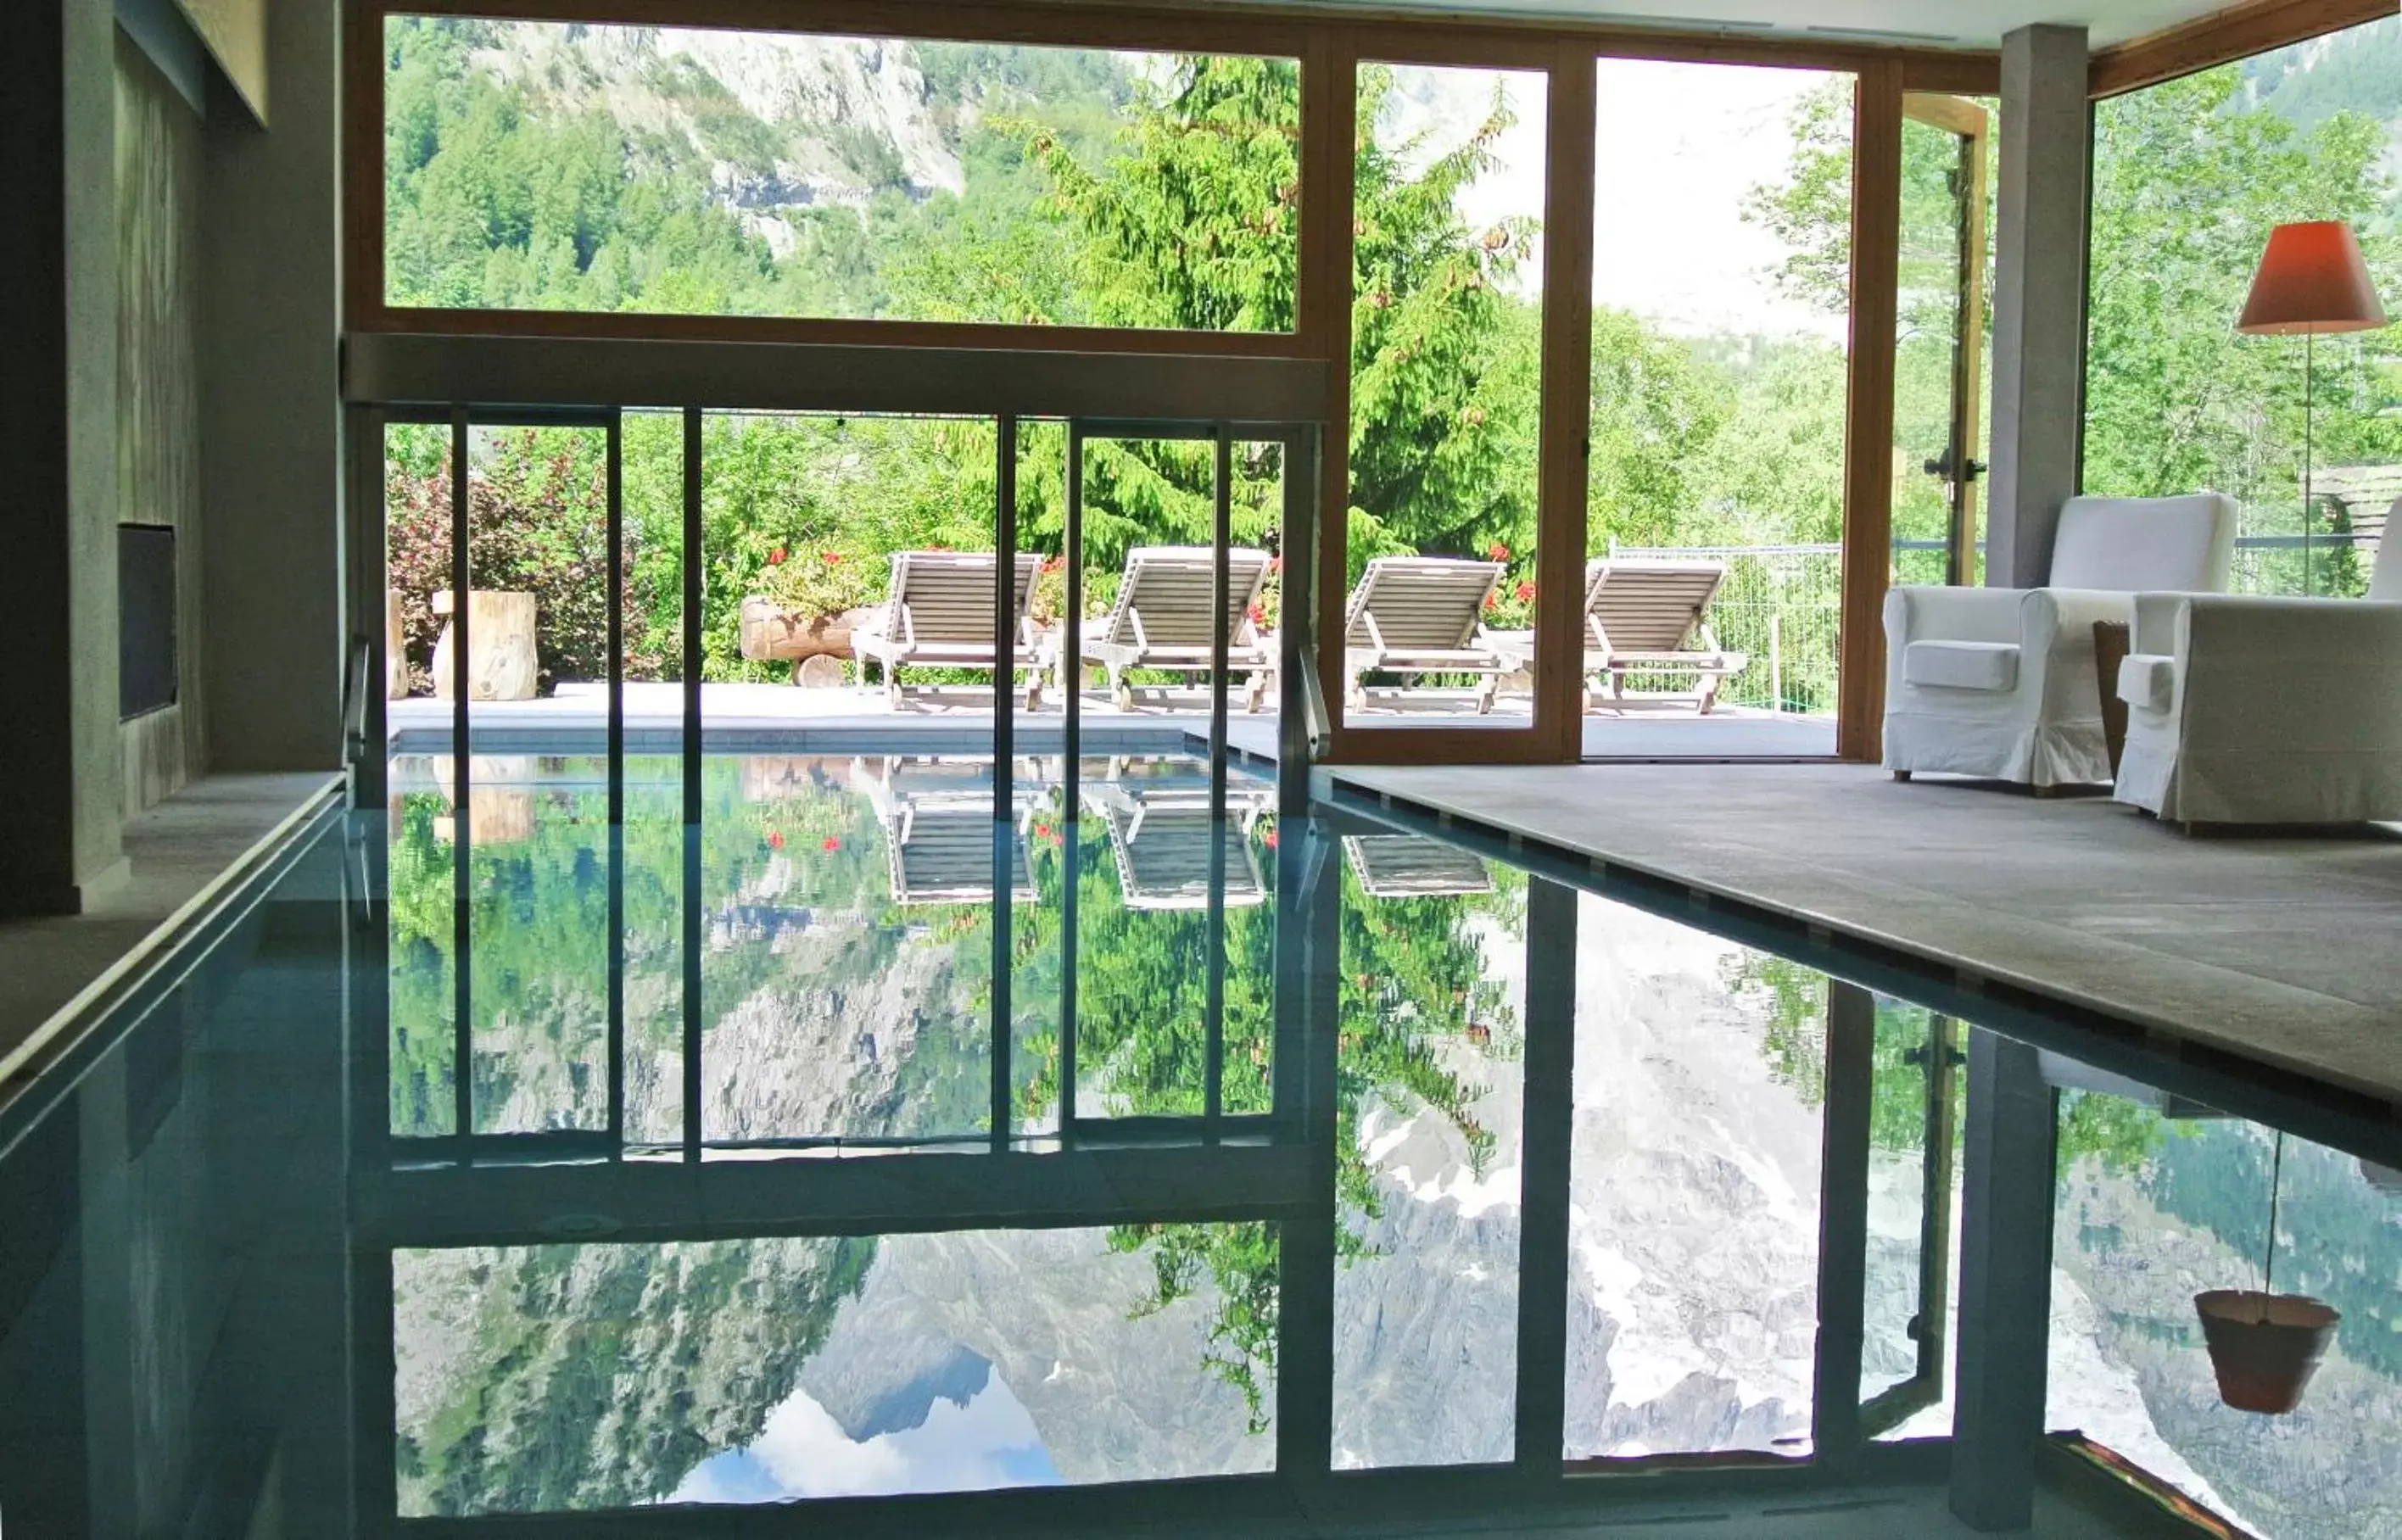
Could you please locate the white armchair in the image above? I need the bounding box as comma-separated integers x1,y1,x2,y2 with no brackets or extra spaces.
2114,509,2402,826
1882,494,2237,789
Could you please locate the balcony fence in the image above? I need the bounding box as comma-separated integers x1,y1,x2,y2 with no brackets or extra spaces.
1609,532,2381,717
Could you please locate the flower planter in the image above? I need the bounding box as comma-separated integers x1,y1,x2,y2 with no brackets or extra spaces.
2193,1289,2339,1414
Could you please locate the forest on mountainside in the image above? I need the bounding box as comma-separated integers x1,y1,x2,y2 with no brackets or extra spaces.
380,15,2399,711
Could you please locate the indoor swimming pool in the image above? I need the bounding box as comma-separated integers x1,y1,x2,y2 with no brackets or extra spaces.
2,748,2396,1538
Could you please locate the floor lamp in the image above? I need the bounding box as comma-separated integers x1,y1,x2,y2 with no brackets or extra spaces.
2235,220,2386,596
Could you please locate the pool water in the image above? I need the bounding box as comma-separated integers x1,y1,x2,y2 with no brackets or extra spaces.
3,749,2399,1537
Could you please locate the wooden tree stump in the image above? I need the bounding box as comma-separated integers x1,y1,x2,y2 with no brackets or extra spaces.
794,653,847,689
740,598,874,664
386,589,410,700
429,590,538,702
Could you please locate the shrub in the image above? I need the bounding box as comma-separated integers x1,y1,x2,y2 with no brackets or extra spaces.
387,430,662,694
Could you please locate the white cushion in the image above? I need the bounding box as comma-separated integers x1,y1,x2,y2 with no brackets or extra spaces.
2116,652,2176,714
1904,639,2020,692
2051,494,2236,593
2370,501,2402,602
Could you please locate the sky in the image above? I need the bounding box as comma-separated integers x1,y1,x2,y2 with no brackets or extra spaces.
664,1372,1060,1504
1380,59,1852,343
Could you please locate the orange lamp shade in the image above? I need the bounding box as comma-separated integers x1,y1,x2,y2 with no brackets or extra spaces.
2236,220,2387,336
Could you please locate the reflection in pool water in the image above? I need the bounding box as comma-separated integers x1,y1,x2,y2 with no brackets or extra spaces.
2,746,2395,1536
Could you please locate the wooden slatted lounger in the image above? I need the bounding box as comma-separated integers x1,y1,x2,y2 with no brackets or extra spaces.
1578,559,1751,714
1342,556,1510,714
1078,545,1276,711
852,550,1050,710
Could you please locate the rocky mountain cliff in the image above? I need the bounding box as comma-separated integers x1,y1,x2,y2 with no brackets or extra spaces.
399,879,1902,1511
476,24,965,258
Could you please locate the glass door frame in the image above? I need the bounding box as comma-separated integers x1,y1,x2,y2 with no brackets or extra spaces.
1902,92,1992,591
1051,418,1305,1147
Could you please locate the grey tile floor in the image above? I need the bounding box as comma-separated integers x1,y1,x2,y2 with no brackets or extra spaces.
1328,761,2402,1105
0,770,339,1074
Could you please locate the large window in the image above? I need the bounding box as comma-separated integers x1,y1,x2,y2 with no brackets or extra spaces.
2084,14,2401,598
382,17,1300,331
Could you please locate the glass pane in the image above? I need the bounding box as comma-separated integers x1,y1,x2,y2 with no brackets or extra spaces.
2085,14,2402,600
460,426,613,1135
383,18,1299,332
2047,1062,2402,1537
1893,112,1973,590
393,1226,1276,1514
1348,63,1545,729
1588,61,1852,756
1332,840,1525,1467
621,408,686,1150
1562,896,1825,1459
384,421,455,1138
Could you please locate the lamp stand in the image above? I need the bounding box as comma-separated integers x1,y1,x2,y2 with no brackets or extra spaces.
2303,330,2315,598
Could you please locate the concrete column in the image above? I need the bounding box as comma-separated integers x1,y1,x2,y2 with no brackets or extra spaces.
1950,1028,2058,1530
1513,877,1578,1480
1986,24,2091,589
199,0,344,773
0,0,127,916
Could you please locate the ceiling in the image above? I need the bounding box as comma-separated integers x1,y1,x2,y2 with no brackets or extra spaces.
1229,0,2243,50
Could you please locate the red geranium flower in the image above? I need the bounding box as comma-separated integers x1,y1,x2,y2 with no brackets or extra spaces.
821,836,841,852
1246,602,1265,624
1485,541,1510,562
1263,829,1279,848
1034,822,1053,839
822,550,842,566
1515,581,1536,603
768,548,787,566
1268,555,1283,574
1483,591,1500,611
766,830,785,850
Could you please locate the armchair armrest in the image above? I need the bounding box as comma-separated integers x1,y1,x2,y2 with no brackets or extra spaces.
1884,584,2028,646
2014,589,2133,721
2128,592,2189,660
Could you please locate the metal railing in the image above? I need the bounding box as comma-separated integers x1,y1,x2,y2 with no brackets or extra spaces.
1609,533,2382,717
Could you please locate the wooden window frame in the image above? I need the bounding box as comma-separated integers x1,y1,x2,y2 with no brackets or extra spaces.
2087,0,2396,99
346,0,1998,767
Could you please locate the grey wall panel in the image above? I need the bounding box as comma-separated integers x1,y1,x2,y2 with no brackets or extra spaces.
199,0,341,773
116,32,207,816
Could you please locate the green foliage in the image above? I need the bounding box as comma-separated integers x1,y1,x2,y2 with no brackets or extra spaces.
1349,69,1543,578
384,35,1567,673
2085,64,2400,527
1108,1220,1281,1434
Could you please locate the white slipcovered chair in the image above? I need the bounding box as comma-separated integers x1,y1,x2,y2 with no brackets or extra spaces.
2114,505,2402,827
1883,494,2237,789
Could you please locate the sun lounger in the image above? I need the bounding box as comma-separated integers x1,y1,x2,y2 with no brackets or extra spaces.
1577,559,1750,714
1079,545,1276,711
852,551,1051,709
1081,780,1268,912
1342,556,1511,713
852,756,1038,905
1342,834,1494,899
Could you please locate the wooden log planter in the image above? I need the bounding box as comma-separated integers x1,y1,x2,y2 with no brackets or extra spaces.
739,598,877,686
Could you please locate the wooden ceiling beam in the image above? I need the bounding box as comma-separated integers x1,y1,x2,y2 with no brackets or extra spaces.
2089,0,2395,99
